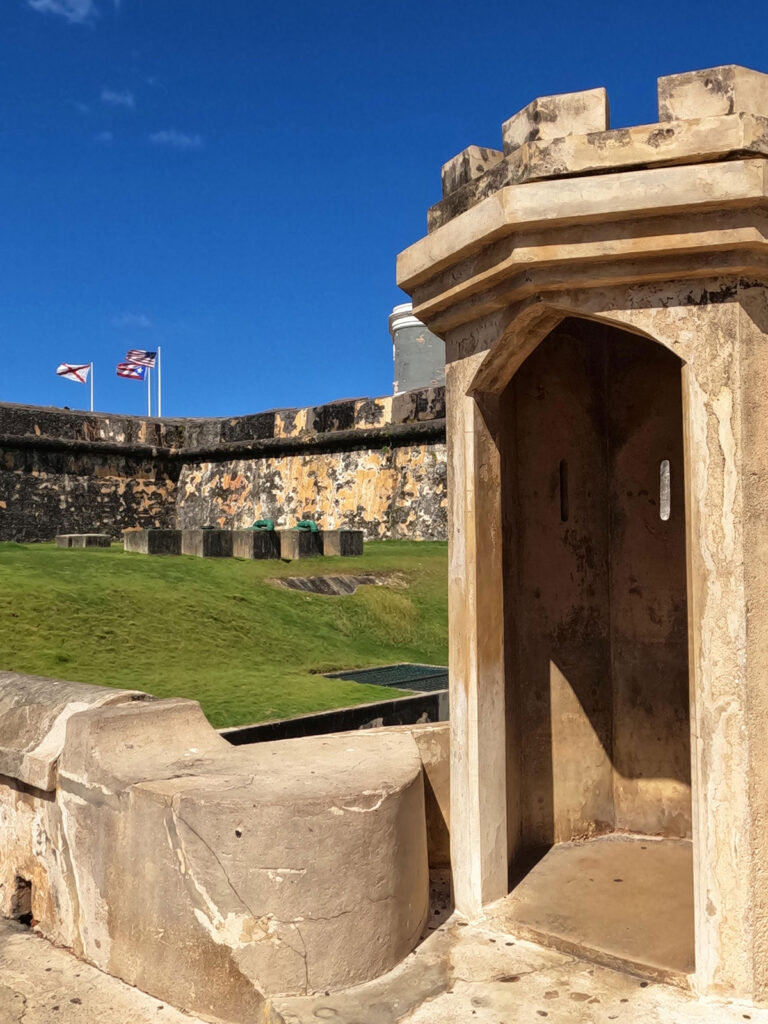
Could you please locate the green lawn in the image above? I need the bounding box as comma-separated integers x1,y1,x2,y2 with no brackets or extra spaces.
0,540,448,728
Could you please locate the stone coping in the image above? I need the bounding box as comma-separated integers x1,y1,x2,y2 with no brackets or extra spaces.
0,671,143,791
0,385,445,457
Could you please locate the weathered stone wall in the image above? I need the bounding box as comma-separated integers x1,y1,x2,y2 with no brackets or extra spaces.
0,387,447,542
177,443,446,538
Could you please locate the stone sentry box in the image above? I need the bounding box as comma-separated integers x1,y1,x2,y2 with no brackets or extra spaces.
397,65,768,1003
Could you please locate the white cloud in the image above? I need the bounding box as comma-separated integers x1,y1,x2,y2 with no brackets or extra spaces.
95,130,113,143
26,0,97,23
101,88,134,109
148,129,203,150
113,312,152,329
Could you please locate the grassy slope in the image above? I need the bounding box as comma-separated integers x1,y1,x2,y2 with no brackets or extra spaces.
0,540,447,728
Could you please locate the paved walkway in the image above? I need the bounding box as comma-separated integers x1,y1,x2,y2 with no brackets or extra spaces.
3,914,768,1024
0,920,207,1024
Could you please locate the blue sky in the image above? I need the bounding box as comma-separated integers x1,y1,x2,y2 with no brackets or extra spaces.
2,0,767,418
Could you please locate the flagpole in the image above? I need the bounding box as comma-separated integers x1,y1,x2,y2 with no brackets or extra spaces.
90,363,94,412
147,366,151,417
157,346,162,417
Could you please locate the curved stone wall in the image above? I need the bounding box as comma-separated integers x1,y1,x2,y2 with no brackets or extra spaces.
0,672,432,1021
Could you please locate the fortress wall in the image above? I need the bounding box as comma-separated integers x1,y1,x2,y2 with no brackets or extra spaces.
0,387,446,542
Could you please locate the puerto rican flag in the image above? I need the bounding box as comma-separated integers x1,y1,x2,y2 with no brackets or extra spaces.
126,349,157,368
116,361,146,380
56,363,91,383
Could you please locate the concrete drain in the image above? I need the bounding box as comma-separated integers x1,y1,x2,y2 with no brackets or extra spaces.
11,876,33,927
272,572,403,596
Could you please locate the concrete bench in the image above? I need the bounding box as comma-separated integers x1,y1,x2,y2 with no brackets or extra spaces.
55,533,111,549
181,528,234,558
123,529,182,556
232,529,281,560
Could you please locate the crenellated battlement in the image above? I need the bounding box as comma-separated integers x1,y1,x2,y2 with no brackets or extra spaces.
431,65,768,231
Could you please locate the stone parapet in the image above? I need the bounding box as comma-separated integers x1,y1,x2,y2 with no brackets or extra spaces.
0,672,432,1021
0,387,444,458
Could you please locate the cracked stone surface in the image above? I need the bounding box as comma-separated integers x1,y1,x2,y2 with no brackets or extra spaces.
0,920,209,1024
273,916,768,1024
5,912,768,1024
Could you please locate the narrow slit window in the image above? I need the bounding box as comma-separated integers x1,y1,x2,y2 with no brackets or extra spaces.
660,459,671,521
559,459,569,523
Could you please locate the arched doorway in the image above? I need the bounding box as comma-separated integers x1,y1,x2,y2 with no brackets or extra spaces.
495,316,694,979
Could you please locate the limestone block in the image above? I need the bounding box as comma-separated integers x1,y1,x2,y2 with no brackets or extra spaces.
122,528,182,555
0,671,142,791
279,529,322,559
354,395,391,427
502,87,609,154
442,146,503,197
319,530,364,557
181,528,234,557
391,385,446,423
55,534,110,548
232,529,281,559
659,64,768,121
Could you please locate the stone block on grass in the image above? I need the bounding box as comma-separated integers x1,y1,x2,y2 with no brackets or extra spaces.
55,533,111,549
232,530,281,560
123,529,182,556
320,530,364,557
278,530,323,560
181,529,234,558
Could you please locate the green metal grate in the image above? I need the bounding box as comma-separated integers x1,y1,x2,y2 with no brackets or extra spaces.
324,663,448,693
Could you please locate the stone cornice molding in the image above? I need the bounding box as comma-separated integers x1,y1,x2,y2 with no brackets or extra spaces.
398,160,768,335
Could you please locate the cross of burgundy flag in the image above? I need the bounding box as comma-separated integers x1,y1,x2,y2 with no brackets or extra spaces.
56,363,91,383
116,362,147,380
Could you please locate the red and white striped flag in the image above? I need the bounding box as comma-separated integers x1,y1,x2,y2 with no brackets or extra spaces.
56,363,91,383
116,362,146,380
126,349,157,368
